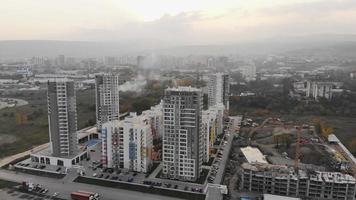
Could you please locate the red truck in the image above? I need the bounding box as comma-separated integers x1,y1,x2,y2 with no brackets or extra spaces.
71,191,100,200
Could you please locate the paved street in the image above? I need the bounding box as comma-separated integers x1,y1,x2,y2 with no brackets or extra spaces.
214,116,242,184
0,116,242,200
0,170,183,200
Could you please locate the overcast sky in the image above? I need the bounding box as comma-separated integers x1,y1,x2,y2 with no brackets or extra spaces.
1,0,356,45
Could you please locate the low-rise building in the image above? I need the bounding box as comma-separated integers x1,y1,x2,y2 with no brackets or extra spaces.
239,162,356,200
240,146,268,164
293,80,343,100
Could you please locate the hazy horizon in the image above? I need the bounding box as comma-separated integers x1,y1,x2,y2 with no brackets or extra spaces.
1,0,356,46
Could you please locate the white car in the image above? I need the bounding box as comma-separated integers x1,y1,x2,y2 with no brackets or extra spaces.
93,173,97,177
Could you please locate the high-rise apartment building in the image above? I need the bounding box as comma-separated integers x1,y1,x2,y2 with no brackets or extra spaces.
142,100,163,139
101,120,120,169
202,103,225,162
101,113,153,172
95,74,120,131
208,73,230,109
120,113,153,173
241,64,256,82
162,87,203,181
47,79,78,157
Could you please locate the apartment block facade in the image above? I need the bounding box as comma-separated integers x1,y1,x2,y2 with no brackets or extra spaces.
239,163,356,200
202,103,224,162
101,113,153,173
162,87,203,181
142,100,164,139
208,73,230,109
95,74,120,131
47,79,78,157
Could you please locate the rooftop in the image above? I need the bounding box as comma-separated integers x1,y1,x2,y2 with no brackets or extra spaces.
240,146,268,164
263,194,301,200
166,86,201,92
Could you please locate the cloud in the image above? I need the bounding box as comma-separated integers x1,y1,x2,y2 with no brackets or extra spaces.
1,0,356,45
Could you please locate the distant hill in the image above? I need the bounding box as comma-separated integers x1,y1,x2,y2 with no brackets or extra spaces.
1,34,356,59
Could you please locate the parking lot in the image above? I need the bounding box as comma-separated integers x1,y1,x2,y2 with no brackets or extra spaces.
207,116,242,185
7,116,242,199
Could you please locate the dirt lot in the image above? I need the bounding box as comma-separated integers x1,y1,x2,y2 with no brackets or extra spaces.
282,115,356,155
239,117,333,169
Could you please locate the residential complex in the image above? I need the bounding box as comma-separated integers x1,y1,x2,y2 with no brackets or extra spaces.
293,80,343,100
239,162,356,200
101,120,120,169
241,64,257,82
120,113,153,173
101,113,153,173
162,86,204,181
306,81,343,100
47,79,78,157
95,74,120,131
142,101,164,139
202,103,224,162
207,73,230,109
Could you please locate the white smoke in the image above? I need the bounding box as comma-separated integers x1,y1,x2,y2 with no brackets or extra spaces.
119,74,147,92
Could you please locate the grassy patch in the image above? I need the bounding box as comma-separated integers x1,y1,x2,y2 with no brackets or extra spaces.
0,89,96,159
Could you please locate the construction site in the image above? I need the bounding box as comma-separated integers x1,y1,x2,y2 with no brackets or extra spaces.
223,117,356,200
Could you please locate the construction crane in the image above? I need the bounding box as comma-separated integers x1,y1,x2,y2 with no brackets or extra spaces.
294,126,301,170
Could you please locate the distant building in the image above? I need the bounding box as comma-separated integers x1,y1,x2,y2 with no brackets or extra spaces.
104,56,117,66
57,54,65,66
137,56,145,68
95,74,120,131
208,73,230,109
241,64,256,81
306,81,343,100
162,87,203,181
47,79,78,157
293,81,343,101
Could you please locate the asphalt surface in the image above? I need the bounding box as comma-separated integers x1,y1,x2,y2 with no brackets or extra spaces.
213,116,242,185
0,170,183,200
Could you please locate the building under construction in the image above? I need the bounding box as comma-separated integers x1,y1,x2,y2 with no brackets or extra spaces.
239,162,356,200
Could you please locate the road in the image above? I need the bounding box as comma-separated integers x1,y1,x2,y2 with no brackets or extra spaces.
0,170,183,200
213,116,242,184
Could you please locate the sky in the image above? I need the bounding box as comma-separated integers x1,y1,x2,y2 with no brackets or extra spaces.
1,0,356,45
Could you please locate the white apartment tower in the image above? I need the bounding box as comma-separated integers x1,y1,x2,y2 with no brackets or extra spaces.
202,103,225,162
95,74,120,131
47,79,78,157
208,73,230,109
120,113,153,173
142,100,164,138
241,64,256,81
101,120,120,169
162,87,203,181
101,113,153,172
